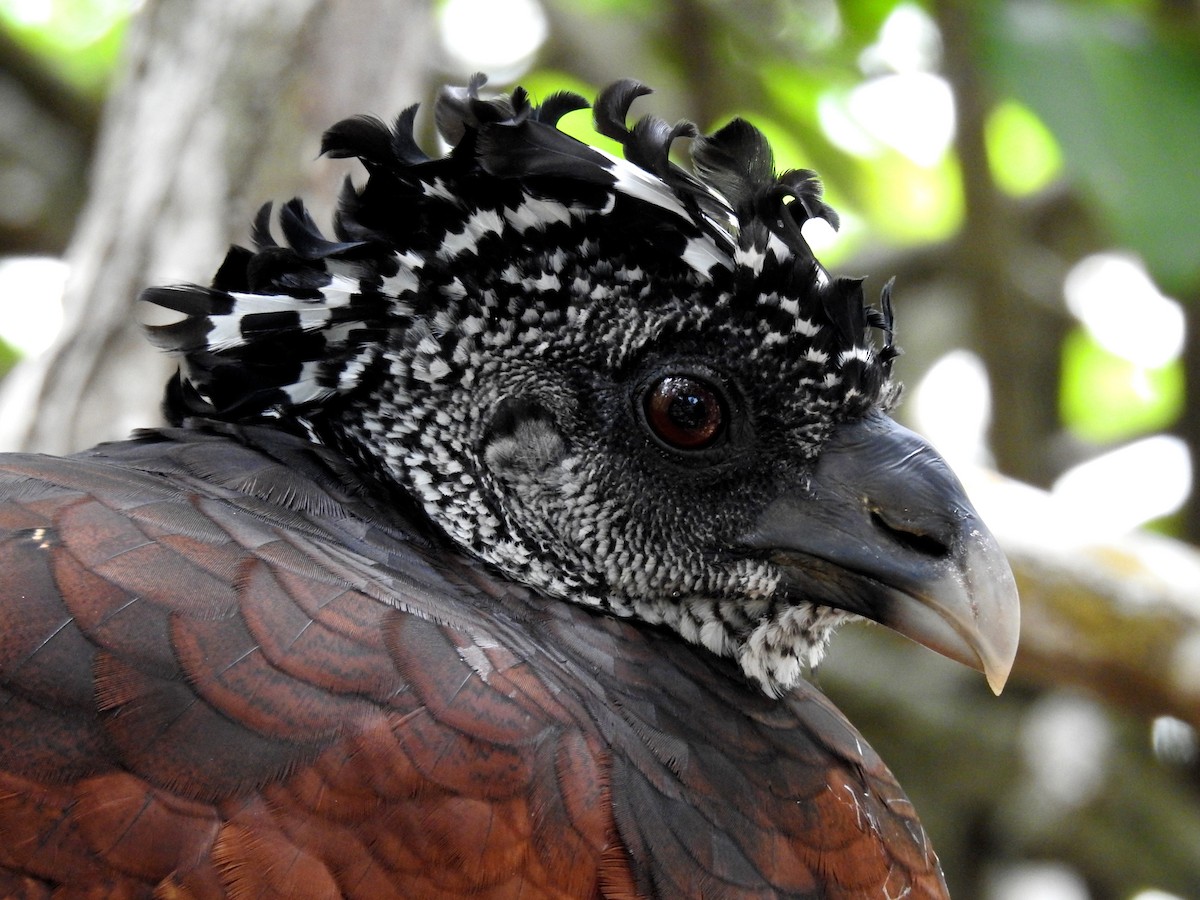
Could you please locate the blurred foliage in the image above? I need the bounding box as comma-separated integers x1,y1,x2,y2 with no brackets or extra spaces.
1061,327,1185,444
0,0,128,279
530,0,1200,292
984,98,1063,197
0,335,17,378
980,0,1200,296
0,0,129,93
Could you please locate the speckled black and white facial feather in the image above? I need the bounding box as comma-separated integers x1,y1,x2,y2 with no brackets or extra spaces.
143,76,901,695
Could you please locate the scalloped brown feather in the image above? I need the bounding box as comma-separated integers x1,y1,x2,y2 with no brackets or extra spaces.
0,425,948,898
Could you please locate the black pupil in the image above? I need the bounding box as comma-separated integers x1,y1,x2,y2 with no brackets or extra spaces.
669,391,710,429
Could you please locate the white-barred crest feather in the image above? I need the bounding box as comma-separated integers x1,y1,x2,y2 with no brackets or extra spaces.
143,75,897,431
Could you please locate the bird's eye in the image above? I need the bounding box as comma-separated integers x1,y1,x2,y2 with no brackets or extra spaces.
643,375,725,450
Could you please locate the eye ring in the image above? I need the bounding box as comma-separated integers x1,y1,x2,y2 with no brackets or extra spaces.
643,375,725,450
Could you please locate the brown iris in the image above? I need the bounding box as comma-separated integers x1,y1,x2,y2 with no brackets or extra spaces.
644,375,724,450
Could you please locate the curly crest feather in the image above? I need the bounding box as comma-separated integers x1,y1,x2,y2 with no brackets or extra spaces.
143,76,898,431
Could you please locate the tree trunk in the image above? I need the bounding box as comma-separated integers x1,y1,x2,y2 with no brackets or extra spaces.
934,0,1070,489
0,0,433,454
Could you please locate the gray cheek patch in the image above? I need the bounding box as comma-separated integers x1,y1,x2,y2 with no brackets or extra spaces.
485,416,567,479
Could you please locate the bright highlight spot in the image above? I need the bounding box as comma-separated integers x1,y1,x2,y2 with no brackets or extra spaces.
438,0,548,82
1021,692,1112,811
817,93,878,158
0,256,67,357
1052,435,1192,536
1151,716,1197,766
799,215,840,254
829,3,953,167
846,73,955,167
821,74,956,167
0,0,139,41
858,2,941,75
911,350,991,469
1,0,51,24
1063,253,1185,369
987,863,1090,900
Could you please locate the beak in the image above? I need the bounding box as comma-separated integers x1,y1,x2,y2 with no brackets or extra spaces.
741,412,1020,694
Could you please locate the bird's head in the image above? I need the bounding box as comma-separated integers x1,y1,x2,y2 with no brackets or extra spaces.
144,77,1018,697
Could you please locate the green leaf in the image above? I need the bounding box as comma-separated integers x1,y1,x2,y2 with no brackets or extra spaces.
0,0,129,93
1060,327,1185,443
838,0,912,46
981,1,1200,294
859,149,964,245
984,99,1063,196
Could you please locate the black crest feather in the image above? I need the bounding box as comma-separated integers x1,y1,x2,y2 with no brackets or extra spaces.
142,76,899,431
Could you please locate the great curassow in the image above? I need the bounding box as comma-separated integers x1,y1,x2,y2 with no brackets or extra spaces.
0,77,1018,898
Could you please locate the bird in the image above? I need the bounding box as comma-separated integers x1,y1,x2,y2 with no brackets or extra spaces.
0,76,1019,898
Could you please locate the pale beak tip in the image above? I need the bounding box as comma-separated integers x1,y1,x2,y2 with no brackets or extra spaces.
978,571,1020,696
985,663,1012,696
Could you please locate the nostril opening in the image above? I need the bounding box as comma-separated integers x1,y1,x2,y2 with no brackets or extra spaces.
870,510,951,558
